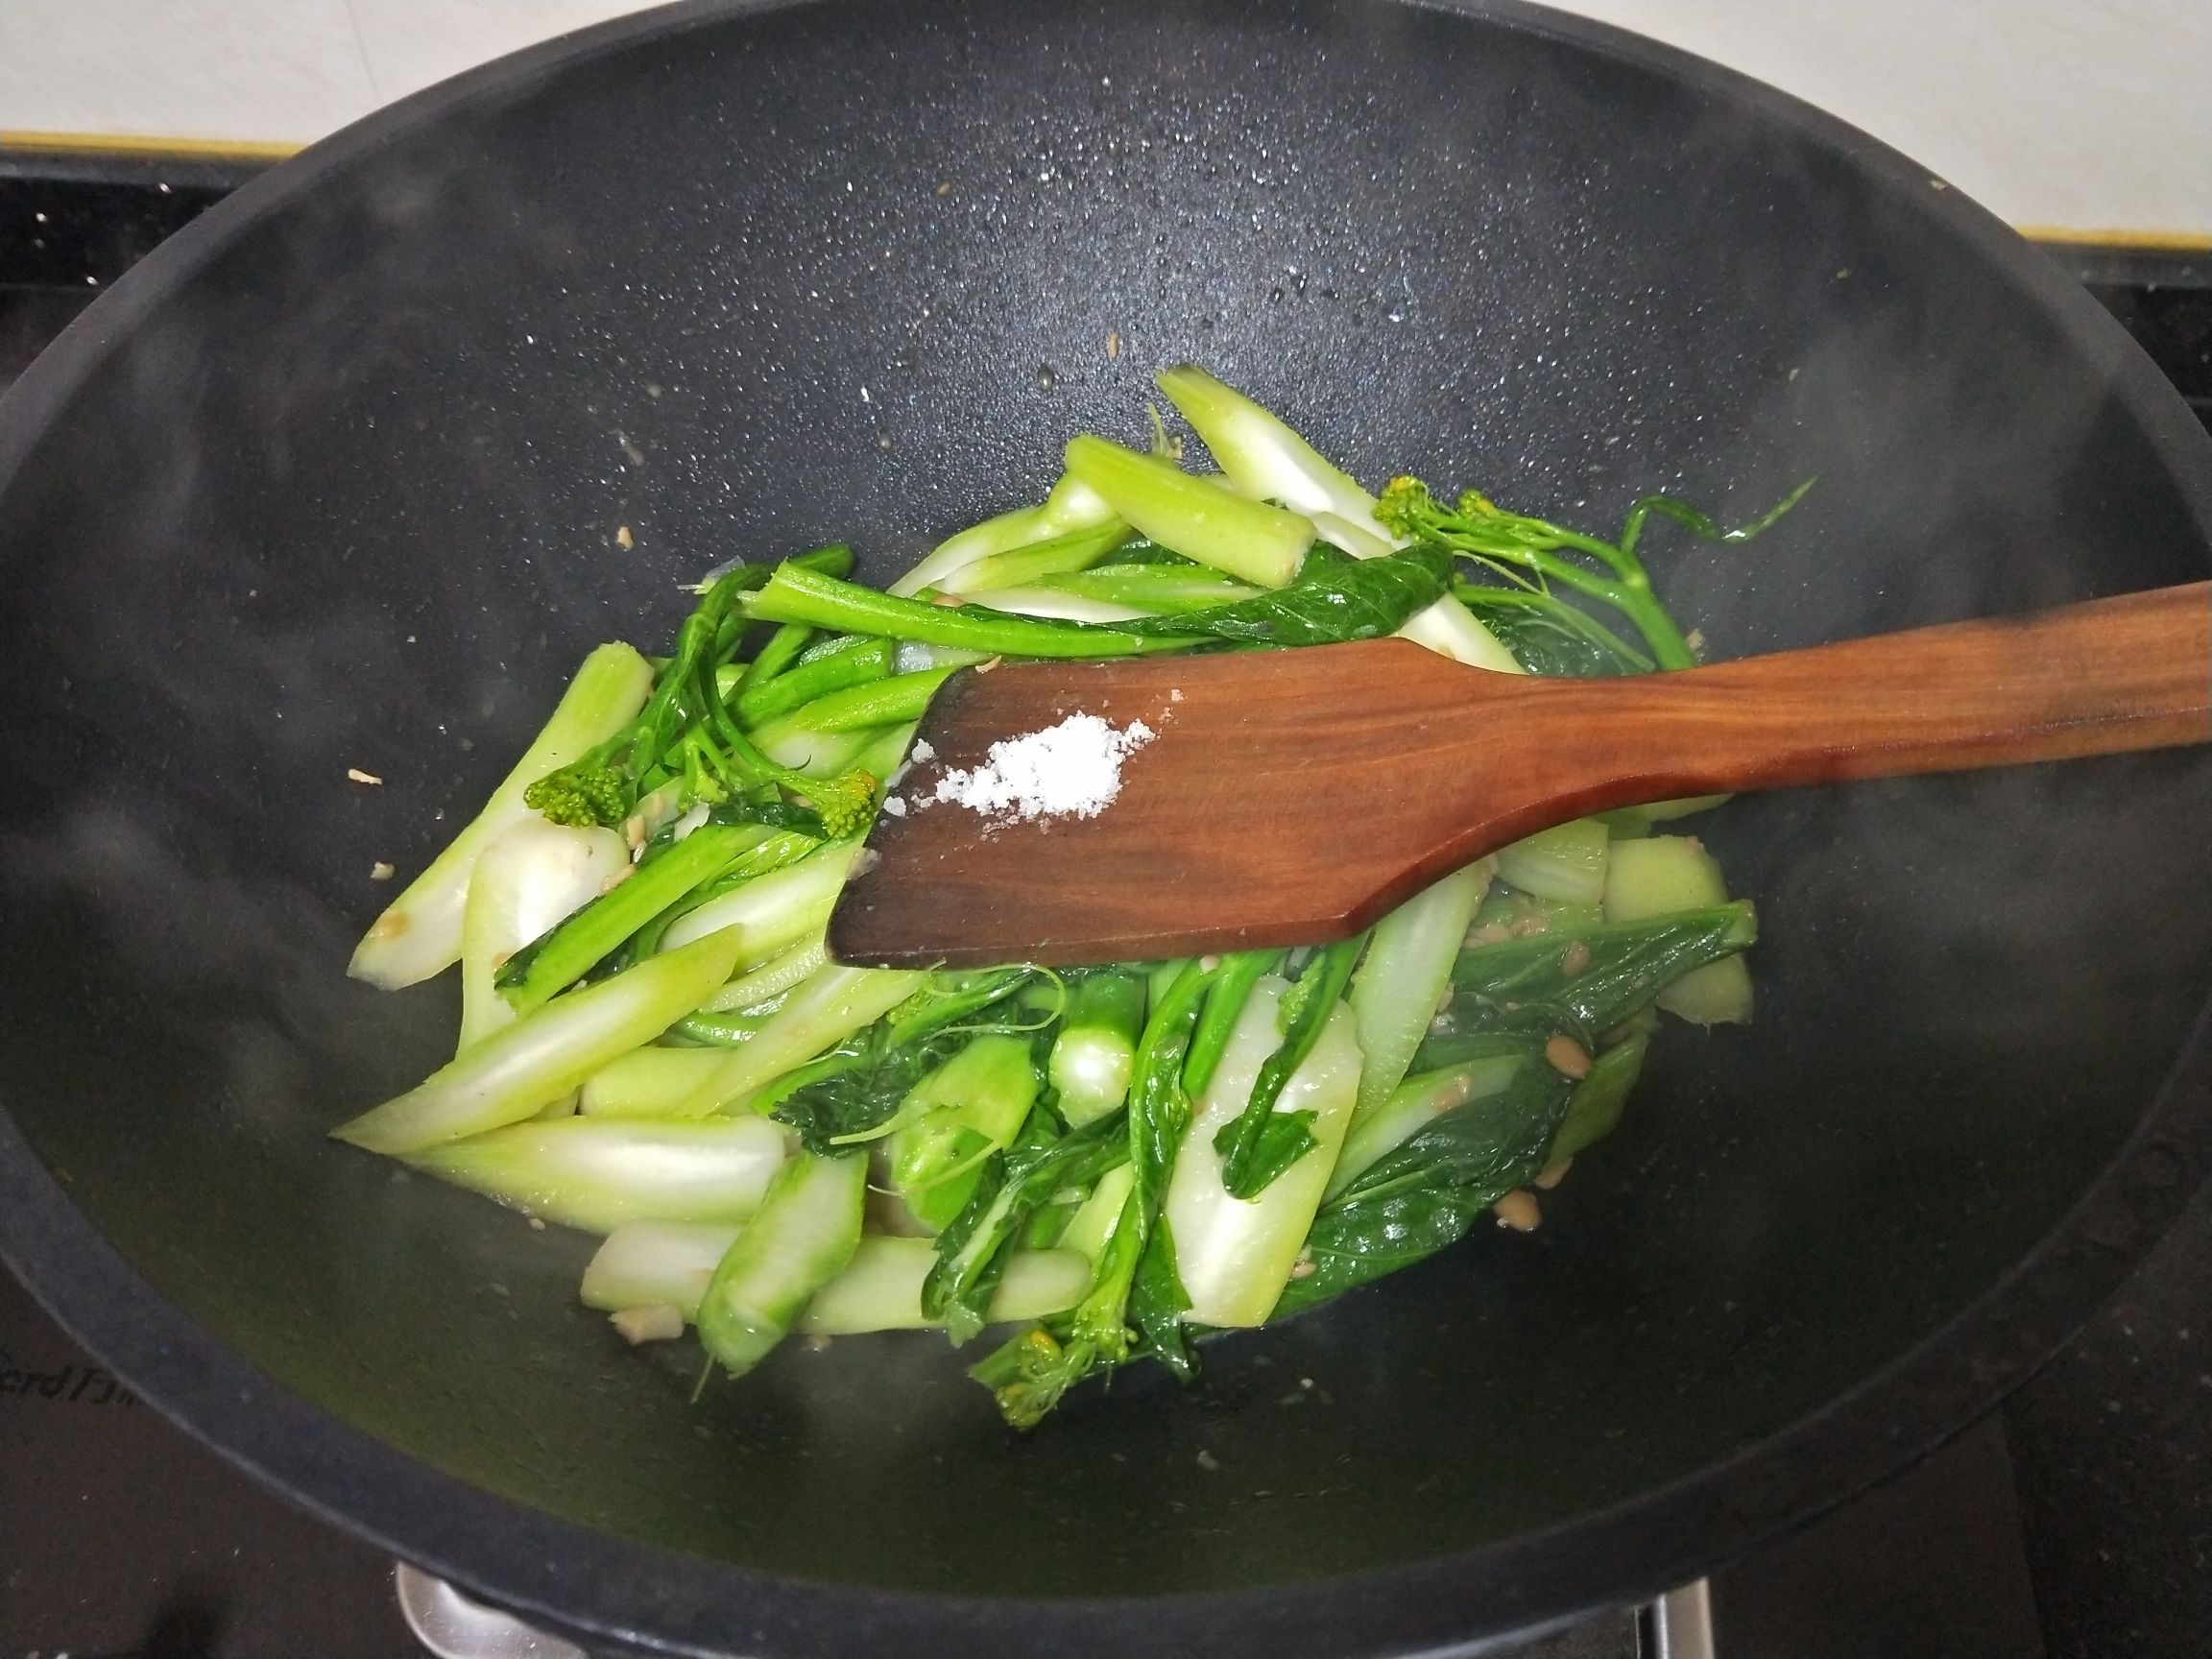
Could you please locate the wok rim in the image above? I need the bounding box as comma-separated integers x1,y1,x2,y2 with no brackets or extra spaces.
3,1,2209,1653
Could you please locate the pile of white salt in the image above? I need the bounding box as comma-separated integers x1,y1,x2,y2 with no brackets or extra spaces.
925,712,1155,823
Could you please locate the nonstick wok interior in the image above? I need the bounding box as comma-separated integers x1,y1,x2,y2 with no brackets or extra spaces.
1,0,2209,1650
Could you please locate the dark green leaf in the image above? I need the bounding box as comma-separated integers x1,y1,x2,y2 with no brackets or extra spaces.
1130,1219,1196,1381
771,1026,964,1155
1419,902,1755,1060
1128,961,1216,1202
1227,1110,1319,1195
1454,586,1651,677
770,967,1039,1155
1121,543,1455,647
1274,1060,1570,1316
1343,1062,1572,1202
1214,934,1362,1198
922,1110,1128,1337
1276,1187,1497,1317
702,798,829,835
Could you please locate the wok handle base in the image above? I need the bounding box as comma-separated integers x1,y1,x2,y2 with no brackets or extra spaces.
395,1561,589,1659
1642,1579,1718,1659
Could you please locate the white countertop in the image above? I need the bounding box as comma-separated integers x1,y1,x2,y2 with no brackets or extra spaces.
2,0,2204,246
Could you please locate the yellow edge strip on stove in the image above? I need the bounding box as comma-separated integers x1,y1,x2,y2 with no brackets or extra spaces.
0,130,304,163
2012,226,2212,253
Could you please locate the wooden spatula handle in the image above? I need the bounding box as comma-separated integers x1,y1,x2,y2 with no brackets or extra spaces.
1553,581,2210,802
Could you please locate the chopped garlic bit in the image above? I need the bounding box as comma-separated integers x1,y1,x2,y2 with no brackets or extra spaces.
370,860,397,881
1545,1034,1592,1079
610,1305,685,1345
346,767,383,785
1494,1190,1542,1232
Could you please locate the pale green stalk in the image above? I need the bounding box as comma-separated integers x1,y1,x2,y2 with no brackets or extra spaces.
954,586,1149,623
1155,363,1394,541
889,1035,1042,1230
332,926,744,1154
889,472,1118,596
403,1115,785,1234
456,818,628,1051
580,1219,740,1316
350,642,653,988
1165,980,1363,1327
578,1046,730,1116
1063,432,1315,588
1601,837,1754,1023
1054,1162,1137,1265
1349,860,1493,1124
661,965,928,1118
1153,364,1520,671
798,1238,1090,1334
1049,971,1146,1127
696,1151,866,1375
658,840,859,959
937,518,1131,594
1496,818,1611,903
698,933,828,1014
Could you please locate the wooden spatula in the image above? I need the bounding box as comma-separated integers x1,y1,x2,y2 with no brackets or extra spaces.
828,581,2211,968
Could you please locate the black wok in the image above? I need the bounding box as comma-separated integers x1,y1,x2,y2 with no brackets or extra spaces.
2,2,2209,1654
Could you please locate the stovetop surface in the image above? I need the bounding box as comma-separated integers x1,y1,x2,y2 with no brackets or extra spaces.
1,163,2208,1659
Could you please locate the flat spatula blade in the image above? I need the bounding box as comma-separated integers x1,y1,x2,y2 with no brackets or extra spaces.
826,639,1487,968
